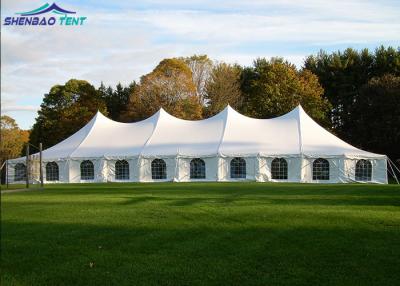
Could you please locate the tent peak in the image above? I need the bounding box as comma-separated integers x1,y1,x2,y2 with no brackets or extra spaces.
222,104,241,115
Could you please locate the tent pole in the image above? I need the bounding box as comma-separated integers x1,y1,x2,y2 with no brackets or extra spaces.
26,144,30,188
6,156,9,189
387,165,397,184
39,143,44,188
388,157,400,174
387,158,399,184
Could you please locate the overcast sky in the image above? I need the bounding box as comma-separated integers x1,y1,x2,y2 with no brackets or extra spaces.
1,0,400,129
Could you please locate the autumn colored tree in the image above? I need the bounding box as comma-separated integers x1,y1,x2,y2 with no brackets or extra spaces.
1,115,29,161
241,58,330,124
1,116,29,183
122,58,203,121
204,62,243,116
29,79,107,149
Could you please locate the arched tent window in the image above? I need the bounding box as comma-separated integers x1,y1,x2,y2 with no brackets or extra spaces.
313,158,329,180
115,160,129,180
271,158,288,180
14,163,26,181
355,159,372,181
151,159,166,180
230,157,246,179
80,160,94,180
190,158,206,179
46,162,59,181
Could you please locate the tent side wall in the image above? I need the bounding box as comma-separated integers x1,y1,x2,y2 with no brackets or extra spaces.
257,156,303,182
5,155,388,184
302,157,342,183
344,157,387,184
176,157,219,182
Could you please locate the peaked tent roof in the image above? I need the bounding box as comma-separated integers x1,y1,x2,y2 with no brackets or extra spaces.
19,105,385,161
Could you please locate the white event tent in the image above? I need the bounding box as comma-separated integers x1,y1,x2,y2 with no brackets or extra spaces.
7,105,387,184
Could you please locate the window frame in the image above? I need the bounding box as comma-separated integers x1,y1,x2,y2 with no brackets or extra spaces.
271,158,288,180
230,157,246,179
14,163,27,181
46,161,59,181
190,158,206,179
355,159,372,182
312,158,330,181
151,159,167,180
80,160,95,180
115,160,130,180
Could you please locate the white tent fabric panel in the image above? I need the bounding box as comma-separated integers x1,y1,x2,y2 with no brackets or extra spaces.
176,157,219,182
42,160,69,183
41,117,96,159
138,157,176,182
141,109,226,157
257,156,303,182
217,157,257,181
344,158,388,183
302,157,342,183
219,107,300,156
106,158,139,182
298,107,384,158
70,112,157,158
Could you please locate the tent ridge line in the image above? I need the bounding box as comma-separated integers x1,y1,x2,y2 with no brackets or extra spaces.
138,109,162,158
216,108,229,156
297,106,304,155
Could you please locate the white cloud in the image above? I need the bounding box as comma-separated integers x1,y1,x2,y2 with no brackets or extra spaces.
2,105,39,112
1,0,399,129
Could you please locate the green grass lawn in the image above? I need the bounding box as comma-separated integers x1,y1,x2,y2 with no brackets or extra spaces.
1,182,400,286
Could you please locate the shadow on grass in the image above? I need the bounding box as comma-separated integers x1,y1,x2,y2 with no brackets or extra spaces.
2,220,400,286
118,195,400,207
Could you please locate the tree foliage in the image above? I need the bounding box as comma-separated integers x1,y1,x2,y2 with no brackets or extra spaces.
29,79,107,149
0,115,29,161
204,62,243,116
304,46,400,159
181,55,213,105
304,46,400,135
25,48,400,164
98,81,136,121
241,58,330,123
122,58,203,121
354,74,400,159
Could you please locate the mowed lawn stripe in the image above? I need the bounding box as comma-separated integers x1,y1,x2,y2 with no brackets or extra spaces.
1,182,400,286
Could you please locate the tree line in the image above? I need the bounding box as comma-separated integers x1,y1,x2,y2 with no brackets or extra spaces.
2,46,399,167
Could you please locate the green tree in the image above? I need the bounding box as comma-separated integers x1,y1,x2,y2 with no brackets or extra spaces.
98,81,136,121
29,79,107,149
304,46,400,140
241,58,330,123
355,74,400,161
122,58,203,121
204,62,243,116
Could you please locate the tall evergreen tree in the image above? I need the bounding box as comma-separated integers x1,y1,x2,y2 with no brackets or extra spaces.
355,74,400,160
304,46,400,157
99,82,136,121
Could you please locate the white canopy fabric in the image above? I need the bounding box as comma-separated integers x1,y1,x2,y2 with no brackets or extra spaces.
39,105,384,159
